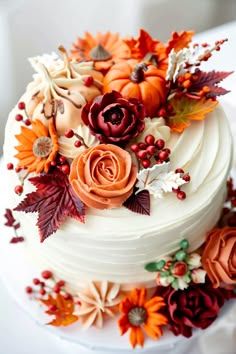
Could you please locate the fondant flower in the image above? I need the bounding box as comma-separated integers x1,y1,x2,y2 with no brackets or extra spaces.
136,117,170,144
156,283,228,338
118,288,168,348
69,144,137,209
82,91,145,145
78,281,123,328
15,119,58,173
202,227,236,288
70,32,130,72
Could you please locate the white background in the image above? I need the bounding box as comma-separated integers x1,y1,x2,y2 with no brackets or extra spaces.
0,1,236,353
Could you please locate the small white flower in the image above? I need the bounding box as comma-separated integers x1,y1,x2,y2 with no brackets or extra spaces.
187,253,202,270
175,278,189,290
191,269,206,284
136,162,186,198
29,52,64,76
137,117,171,143
156,272,173,287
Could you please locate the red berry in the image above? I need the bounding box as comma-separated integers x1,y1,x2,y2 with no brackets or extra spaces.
167,104,173,113
183,174,191,182
18,101,25,110
41,270,53,280
53,284,61,294
50,160,57,167
142,159,151,168
84,76,94,87
15,114,23,121
158,150,169,161
39,288,46,296
7,163,14,170
74,140,82,148
146,145,156,155
49,305,57,312
137,150,147,160
163,148,171,154
59,156,66,164
25,286,33,294
56,280,65,288
24,119,31,126
138,142,147,150
130,144,139,153
61,164,70,175
172,261,188,277
158,108,167,117
64,293,72,300
155,139,165,150
175,168,184,174
15,166,22,173
177,190,186,200
33,278,40,285
145,134,155,146
14,185,23,195
64,129,74,138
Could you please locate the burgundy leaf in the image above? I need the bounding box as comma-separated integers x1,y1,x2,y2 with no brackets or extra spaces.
123,188,150,215
191,70,233,91
206,86,230,98
14,170,85,242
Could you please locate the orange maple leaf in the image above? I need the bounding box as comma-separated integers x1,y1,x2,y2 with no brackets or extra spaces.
41,294,78,327
167,31,194,54
124,29,161,59
167,96,218,133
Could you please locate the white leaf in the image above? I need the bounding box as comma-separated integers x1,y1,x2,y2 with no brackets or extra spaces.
136,162,186,198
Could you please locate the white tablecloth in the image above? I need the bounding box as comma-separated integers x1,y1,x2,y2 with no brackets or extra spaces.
0,19,236,354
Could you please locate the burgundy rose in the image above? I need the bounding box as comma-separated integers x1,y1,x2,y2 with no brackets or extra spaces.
82,91,145,144
156,283,234,338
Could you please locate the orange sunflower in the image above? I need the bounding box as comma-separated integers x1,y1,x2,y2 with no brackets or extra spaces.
70,32,130,73
15,119,58,174
118,288,168,348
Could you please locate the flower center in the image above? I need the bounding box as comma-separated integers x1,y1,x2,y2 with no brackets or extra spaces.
128,307,147,326
33,136,53,158
104,107,124,125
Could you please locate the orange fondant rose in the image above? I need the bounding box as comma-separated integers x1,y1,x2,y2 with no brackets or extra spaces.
69,144,137,209
202,227,236,288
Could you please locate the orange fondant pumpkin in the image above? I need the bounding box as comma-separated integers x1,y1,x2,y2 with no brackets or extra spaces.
103,60,167,117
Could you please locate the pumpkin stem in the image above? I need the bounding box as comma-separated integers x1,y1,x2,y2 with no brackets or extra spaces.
144,52,158,66
130,63,148,83
90,44,112,61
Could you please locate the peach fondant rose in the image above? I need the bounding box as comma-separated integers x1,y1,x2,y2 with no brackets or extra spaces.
69,144,137,209
202,227,236,288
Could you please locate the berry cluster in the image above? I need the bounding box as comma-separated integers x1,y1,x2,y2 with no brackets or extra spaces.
219,178,236,227
25,270,73,301
173,168,191,200
131,135,171,168
50,155,71,175
64,128,83,148
15,101,31,126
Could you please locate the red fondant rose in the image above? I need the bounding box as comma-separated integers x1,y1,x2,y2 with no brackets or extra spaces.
82,91,145,144
156,284,230,338
69,144,137,209
202,227,236,288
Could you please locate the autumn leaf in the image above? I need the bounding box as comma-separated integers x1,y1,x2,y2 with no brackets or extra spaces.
14,169,85,242
190,70,233,97
167,30,194,54
41,294,78,327
123,188,150,215
124,29,160,59
167,96,218,133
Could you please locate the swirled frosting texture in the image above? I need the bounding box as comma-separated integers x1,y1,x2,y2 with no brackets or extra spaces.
3,104,233,290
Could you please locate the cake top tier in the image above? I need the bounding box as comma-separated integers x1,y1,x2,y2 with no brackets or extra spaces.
6,29,232,242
